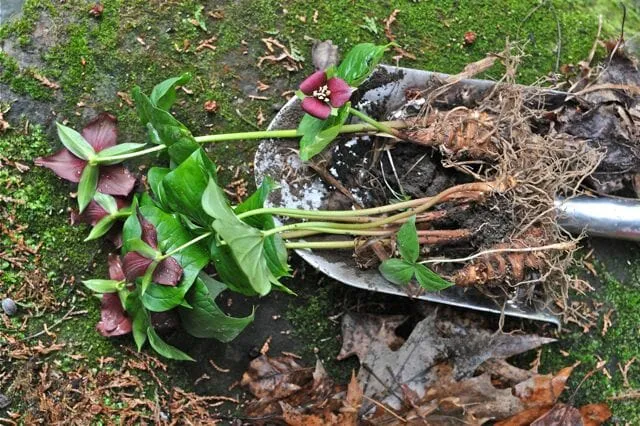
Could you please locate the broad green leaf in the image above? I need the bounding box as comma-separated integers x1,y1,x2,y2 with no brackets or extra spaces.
397,216,419,263
264,234,290,279
125,291,149,351
150,73,192,111
298,104,351,161
209,240,259,296
233,177,290,278
379,258,415,285
148,167,170,208
234,177,277,229
147,327,194,361
212,218,275,296
414,264,453,291
78,164,99,212
55,122,95,160
131,87,200,164
179,274,254,341
336,43,389,86
94,192,118,214
122,209,142,251
163,149,219,226
82,279,122,293
202,178,236,222
138,205,209,311
84,215,117,241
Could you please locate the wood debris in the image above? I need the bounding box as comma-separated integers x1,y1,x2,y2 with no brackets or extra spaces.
258,37,304,71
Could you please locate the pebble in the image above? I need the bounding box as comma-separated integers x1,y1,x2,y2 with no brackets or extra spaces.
0,394,10,409
1,298,17,316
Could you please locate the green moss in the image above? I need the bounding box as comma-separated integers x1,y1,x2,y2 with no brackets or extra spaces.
0,0,55,42
286,281,358,381
540,259,640,422
0,52,55,100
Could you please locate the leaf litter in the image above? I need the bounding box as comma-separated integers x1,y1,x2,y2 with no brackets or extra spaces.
242,311,611,425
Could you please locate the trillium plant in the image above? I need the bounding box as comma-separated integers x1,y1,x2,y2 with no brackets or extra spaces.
36,43,495,360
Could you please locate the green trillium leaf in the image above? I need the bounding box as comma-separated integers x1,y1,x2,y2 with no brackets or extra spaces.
140,261,159,295
94,192,118,215
95,143,148,165
82,279,122,293
299,103,351,161
137,205,209,312
336,43,389,86
163,149,218,227
150,73,192,111
202,177,236,222
209,240,259,296
414,263,453,291
212,218,276,296
147,167,171,209
84,215,117,241
55,121,95,160
127,238,160,259
179,274,254,341
131,86,200,164
147,326,194,361
397,216,419,263
77,164,99,212
379,258,415,285
125,290,149,351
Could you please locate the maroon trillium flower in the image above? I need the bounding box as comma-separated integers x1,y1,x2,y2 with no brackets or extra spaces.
122,214,183,286
299,70,351,120
70,196,129,226
96,254,132,337
34,112,136,197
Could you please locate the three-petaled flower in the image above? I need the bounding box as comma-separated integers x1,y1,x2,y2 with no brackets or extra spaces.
299,70,351,119
34,113,136,199
122,214,183,286
96,254,132,337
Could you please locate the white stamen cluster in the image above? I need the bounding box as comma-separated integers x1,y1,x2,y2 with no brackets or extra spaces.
312,85,332,103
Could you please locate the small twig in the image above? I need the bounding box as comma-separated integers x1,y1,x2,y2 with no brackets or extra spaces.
362,395,407,423
420,241,576,264
20,308,85,342
308,162,364,208
209,359,230,373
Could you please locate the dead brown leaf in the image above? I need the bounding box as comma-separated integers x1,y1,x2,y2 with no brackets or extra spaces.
337,312,406,361
579,403,612,426
357,313,555,411
29,72,60,90
0,112,9,133
531,404,583,425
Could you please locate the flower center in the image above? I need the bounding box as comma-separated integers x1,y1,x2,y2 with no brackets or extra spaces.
312,85,332,103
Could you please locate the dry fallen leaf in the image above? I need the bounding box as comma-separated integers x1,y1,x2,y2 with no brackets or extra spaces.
357,313,555,410
337,312,406,361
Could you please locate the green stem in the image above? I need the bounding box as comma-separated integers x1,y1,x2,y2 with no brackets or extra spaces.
284,240,356,249
94,144,167,163
161,231,213,259
95,119,408,163
348,107,400,136
193,120,407,143
237,198,430,221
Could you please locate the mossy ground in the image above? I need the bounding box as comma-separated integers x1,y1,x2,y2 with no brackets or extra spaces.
1,0,639,422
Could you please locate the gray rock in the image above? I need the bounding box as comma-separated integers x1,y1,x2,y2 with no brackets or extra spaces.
0,393,10,409
311,40,339,71
1,298,17,316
